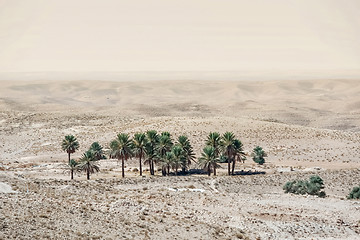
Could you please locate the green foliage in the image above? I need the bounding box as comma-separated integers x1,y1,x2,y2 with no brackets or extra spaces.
161,151,174,175
110,133,133,178
110,133,133,160
132,133,147,157
251,146,267,165
64,158,79,180
146,130,159,147
144,130,159,176
233,139,246,163
132,132,148,176
198,146,221,176
206,132,222,157
347,185,360,199
89,142,106,160
158,132,173,157
61,135,80,153
69,159,78,168
219,154,228,163
78,151,100,180
176,135,195,172
283,175,326,198
61,135,80,164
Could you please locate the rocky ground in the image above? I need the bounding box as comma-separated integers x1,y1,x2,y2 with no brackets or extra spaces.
0,79,360,239
1,169,360,240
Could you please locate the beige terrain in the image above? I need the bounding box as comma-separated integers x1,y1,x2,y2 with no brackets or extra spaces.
0,78,360,239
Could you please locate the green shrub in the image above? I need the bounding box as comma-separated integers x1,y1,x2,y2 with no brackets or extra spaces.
283,175,326,198
251,146,267,165
347,185,360,199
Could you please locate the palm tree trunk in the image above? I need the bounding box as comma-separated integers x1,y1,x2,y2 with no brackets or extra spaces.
181,167,186,174
71,169,74,180
121,156,125,178
151,160,154,175
207,165,211,176
139,151,142,176
175,166,178,175
167,166,170,176
68,152,71,164
87,168,90,180
227,150,231,175
213,163,217,176
231,157,236,175
149,159,152,175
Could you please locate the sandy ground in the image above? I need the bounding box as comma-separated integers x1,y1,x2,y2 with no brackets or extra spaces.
0,79,360,239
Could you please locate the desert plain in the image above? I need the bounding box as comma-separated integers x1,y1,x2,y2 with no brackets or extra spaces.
0,78,360,239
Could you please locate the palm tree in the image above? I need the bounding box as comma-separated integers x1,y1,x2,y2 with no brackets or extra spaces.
64,159,79,180
158,132,173,176
198,146,220,176
231,139,246,174
222,132,236,175
144,143,157,176
159,152,174,176
177,135,195,173
78,151,100,180
251,146,267,165
158,132,173,155
206,132,222,157
110,133,133,178
61,135,80,164
171,145,184,175
89,142,106,160
132,132,147,176
145,130,159,175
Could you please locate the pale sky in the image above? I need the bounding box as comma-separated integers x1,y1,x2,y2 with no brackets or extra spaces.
0,0,359,73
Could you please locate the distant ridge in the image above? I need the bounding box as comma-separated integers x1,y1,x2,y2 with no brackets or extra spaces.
0,70,360,82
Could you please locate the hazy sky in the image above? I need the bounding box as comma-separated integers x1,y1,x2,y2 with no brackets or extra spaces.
0,0,359,73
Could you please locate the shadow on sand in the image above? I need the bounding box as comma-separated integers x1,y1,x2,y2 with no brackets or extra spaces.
232,170,266,176
166,169,266,176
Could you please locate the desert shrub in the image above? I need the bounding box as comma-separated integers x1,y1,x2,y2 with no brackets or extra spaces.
251,146,267,165
347,185,360,199
283,175,326,198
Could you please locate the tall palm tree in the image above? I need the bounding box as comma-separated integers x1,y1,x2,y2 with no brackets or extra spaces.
198,146,220,176
171,145,184,175
158,132,173,176
89,142,106,160
132,132,147,176
231,139,246,174
222,131,236,175
145,130,159,175
110,133,133,178
61,135,80,164
206,132,222,157
177,135,195,173
78,151,100,180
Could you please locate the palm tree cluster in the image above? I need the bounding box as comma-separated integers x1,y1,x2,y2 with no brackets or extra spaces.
199,131,246,176
62,135,102,180
62,132,266,179
109,131,195,178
